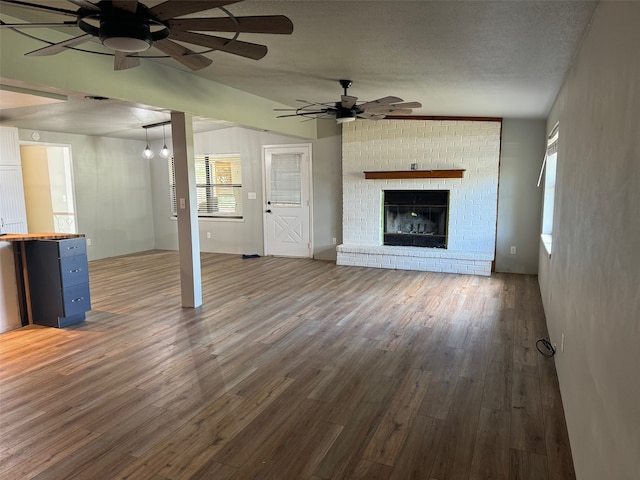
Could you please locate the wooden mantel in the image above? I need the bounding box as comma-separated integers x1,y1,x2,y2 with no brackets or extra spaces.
364,169,465,179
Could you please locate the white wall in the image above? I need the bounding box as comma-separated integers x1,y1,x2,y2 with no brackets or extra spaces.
495,119,545,274
539,3,640,479
151,126,342,261
17,130,155,260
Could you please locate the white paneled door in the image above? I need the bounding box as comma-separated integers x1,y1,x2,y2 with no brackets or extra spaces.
263,144,312,258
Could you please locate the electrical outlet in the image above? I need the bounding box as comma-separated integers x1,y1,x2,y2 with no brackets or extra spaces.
510,246,517,255
206,232,211,239
332,237,337,245
86,238,92,246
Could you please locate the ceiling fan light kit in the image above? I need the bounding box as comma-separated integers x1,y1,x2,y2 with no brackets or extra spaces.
336,109,356,124
1,0,294,70
276,79,422,123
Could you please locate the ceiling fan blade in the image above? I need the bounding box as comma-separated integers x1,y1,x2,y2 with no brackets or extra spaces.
297,100,335,108
67,0,100,11
276,111,327,118
358,113,387,120
341,95,358,109
169,31,267,60
386,101,422,109
149,1,241,22
168,15,293,35
0,22,78,28
114,50,140,70
153,38,213,71
359,96,404,111
380,109,414,115
25,33,93,56
0,0,78,16
111,0,138,13
364,105,419,114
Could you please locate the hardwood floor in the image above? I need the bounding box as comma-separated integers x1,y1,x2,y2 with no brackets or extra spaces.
0,250,575,479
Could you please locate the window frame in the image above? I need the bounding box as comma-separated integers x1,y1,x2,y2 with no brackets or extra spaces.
540,123,558,257
169,153,243,219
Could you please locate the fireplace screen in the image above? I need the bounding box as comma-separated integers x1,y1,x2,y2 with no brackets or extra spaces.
383,190,449,248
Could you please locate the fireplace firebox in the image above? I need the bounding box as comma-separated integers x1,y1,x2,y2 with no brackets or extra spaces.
383,190,449,248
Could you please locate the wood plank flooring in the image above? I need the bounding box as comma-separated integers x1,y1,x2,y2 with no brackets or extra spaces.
0,250,575,479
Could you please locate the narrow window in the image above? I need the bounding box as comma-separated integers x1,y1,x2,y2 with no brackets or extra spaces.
539,123,558,254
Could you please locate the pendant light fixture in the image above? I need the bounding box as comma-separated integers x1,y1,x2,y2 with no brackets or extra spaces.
142,126,154,159
159,123,171,158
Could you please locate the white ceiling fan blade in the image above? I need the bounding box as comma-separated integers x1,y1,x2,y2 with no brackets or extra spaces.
25,33,93,56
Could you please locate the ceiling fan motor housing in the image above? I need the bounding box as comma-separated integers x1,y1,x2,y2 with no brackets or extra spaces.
335,106,357,123
78,1,170,53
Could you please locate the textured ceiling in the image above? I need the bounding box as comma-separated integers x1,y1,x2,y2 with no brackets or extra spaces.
0,0,599,140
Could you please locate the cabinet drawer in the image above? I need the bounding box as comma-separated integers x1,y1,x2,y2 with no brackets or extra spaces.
62,283,91,317
57,238,87,258
59,254,89,287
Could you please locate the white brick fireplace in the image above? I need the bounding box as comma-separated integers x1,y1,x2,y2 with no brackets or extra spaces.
336,119,502,276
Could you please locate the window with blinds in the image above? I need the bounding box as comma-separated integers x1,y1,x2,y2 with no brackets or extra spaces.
270,153,302,206
169,153,243,218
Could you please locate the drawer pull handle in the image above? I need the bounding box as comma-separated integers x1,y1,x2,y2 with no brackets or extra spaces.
71,297,84,303
67,246,78,250
70,268,82,273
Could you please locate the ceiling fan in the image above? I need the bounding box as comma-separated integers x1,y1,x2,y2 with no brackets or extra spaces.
0,0,293,71
275,79,422,123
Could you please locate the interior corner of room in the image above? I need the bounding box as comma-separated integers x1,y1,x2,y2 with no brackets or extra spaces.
1,1,639,479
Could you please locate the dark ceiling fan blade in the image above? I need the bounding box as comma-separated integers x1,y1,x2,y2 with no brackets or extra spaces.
276,111,327,118
153,38,213,71
168,15,293,35
341,95,357,109
297,100,335,108
25,33,93,56
67,0,100,11
169,31,267,60
359,96,404,111
0,22,78,28
114,50,140,70
149,1,241,22
111,0,138,13
0,0,78,16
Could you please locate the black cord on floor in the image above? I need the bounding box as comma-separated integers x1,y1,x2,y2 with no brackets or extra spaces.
536,338,556,358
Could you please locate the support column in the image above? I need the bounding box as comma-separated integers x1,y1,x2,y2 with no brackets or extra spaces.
170,112,202,308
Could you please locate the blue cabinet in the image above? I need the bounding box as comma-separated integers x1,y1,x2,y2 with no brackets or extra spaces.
25,237,91,327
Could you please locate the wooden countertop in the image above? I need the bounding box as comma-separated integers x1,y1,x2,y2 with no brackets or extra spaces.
0,233,85,242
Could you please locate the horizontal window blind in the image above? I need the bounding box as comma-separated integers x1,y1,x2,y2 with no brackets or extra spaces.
169,153,243,218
